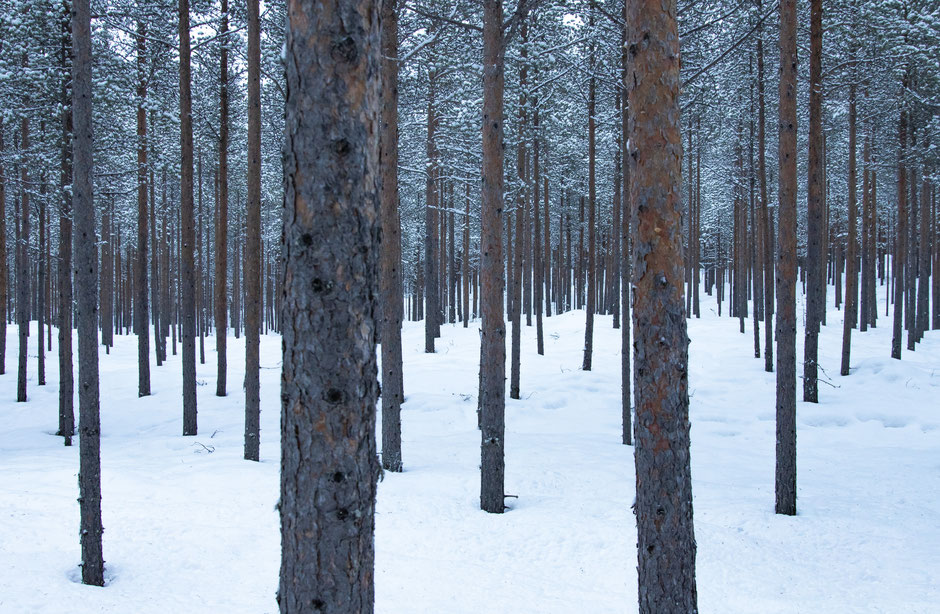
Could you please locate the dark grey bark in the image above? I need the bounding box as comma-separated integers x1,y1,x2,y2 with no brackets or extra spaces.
424,69,441,352
280,0,380,608
841,79,858,377
244,0,261,461
620,1,631,446
533,106,544,355
180,0,197,436
582,9,596,373
0,107,6,377
215,0,229,396
480,0,506,514
380,0,403,472
38,175,46,384
18,83,29,403
757,0,773,372
510,34,526,401
136,19,150,397
73,0,104,585
775,0,798,516
627,0,698,608
803,0,822,403
892,96,906,360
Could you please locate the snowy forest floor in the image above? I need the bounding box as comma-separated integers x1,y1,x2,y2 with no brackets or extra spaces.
1,288,938,613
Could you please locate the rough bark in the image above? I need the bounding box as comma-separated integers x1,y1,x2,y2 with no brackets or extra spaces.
510,30,526,401
803,0,823,403
892,96,906,360
841,80,857,376
280,0,381,609
757,0,772,372
775,0,798,516
533,106,544,355
620,2,631,445
135,19,150,395
17,74,29,403
215,0,230,397
73,0,104,585
628,0,698,609
380,0,403,472
244,0,261,461
480,0,506,514
424,71,440,352
583,9,596,373
180,0,197,436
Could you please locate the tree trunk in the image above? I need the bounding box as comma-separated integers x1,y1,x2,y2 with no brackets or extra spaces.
280,0,380,607
510,28,527,401
73,0,104,584
244,0,261,460
424,73,440,353
775,0,798,516
463,184,470,328
180,0,197,435
627,0,697,608
620,3,631,445
841,79,858,376
803,0,823,402
215,0,230,396
380,0,404,472
480,0,506,514
583,12,596,373
892,92,907,360
18,77,29,403
0,94,5,377
533,106,544,354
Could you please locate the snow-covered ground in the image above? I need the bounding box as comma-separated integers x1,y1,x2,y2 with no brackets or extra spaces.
1,286,938,613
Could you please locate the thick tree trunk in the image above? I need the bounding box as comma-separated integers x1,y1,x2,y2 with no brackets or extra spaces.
775,0,798,516
179,0,197,435
803,0,823,402
243,0,261,461
380,0,404,472
627,0,697,608
480,0,506,514
73,0,104,585
215,0,230,396
280,0,380,607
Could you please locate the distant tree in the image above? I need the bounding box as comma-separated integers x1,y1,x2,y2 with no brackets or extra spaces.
215,0,230,397
279,0,381,609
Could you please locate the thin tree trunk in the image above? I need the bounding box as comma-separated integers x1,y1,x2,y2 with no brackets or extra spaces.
73,0,104,584
892,90,907,360
510,27,527,401
775,0,798,516
380,0,404,472
620,3,631,445
841,78,858,376
463,183,470,328
215,0,230,396
17,85,29,404
803,0,823,402
179,0,197,435
0,89,6,376
627,0,697,607
480,0,506,514
533,105,544,354
583,7,596,373
243,0,261,460
424,72,440,352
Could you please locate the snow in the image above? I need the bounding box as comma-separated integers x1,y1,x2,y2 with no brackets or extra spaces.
1,284,938,613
